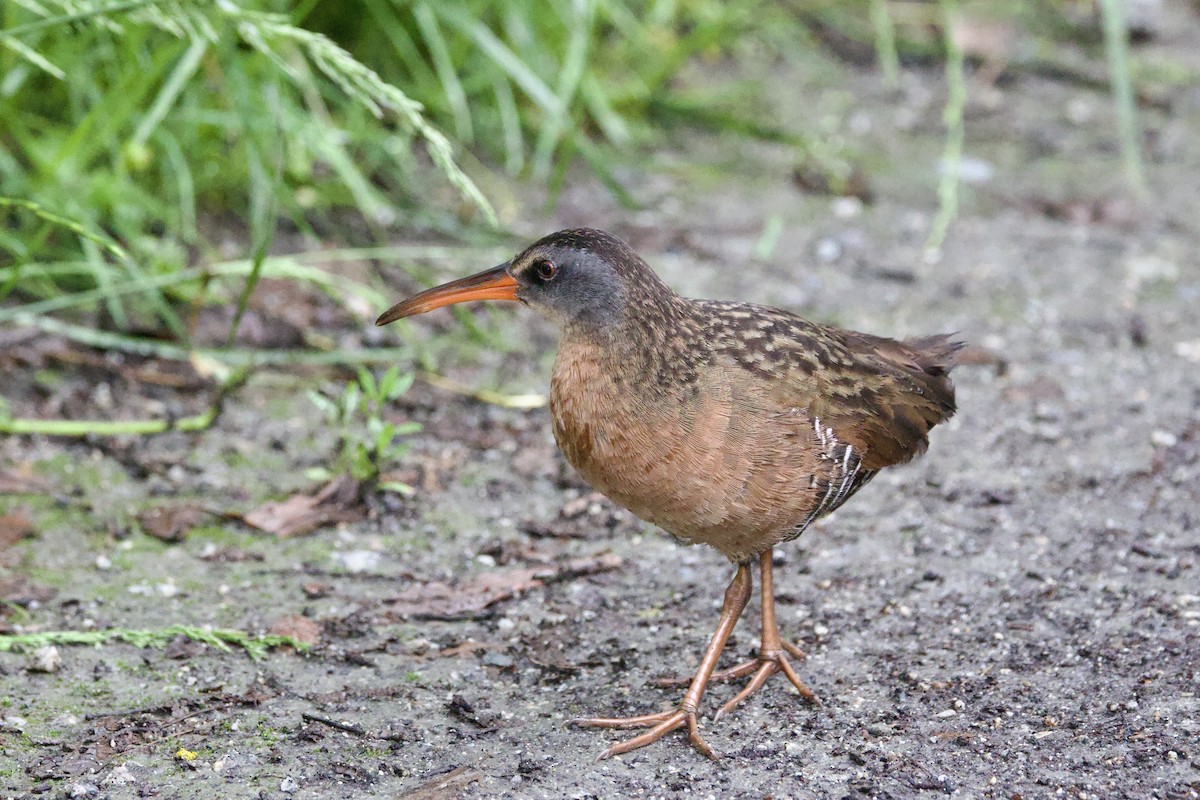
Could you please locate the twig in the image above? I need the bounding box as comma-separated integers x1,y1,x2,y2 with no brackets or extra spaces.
301,712,367,737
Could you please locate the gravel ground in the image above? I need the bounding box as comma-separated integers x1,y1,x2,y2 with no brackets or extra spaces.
2,21,1200,800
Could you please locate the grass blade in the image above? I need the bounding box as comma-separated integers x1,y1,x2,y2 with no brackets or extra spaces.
1098,0,1146,195
925,0,966,256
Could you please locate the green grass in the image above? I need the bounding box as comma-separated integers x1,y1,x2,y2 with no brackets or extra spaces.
0,625,310,660
0,0,1156,398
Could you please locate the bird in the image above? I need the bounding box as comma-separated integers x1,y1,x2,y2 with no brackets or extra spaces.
377,228,963,760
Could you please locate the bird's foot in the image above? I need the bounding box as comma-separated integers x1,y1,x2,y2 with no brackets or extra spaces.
655,639,809,687
570,706,717,760
713,644,820,721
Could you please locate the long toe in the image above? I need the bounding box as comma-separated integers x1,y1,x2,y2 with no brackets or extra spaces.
569,710,680,730
714,652,820,721
592,709,717,761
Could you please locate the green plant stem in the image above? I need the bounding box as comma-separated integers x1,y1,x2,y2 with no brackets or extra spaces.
1098,0,1147,195
0,366,249,437
419,370,546,409
869,0,901,88
926,0,966,255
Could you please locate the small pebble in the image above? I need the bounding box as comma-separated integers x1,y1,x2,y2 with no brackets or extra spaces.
280,776,299,793
1150,430,1177,448
936,709,957,719
332,550,381,573
482,651,515,668
103,764,138,786
815,238,841,263
27,645,62,673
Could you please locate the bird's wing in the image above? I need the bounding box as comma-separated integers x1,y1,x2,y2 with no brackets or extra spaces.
761,315,963,472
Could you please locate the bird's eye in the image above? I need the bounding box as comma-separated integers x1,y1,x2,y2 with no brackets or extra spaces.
533,260,558,282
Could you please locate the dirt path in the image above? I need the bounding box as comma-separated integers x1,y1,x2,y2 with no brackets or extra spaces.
3,32,1200,800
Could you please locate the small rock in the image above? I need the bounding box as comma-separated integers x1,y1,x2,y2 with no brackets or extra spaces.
301,581,333,599
1033,423,1062,443
212,750,259,774
405,637,433,656
66,783,100,798
103,764,139,786
1150,430,1178,448
1175,340,1200,363
1125,254,1178,288
482,651,515,668
332,550,381,573
559,496,590,519
280,776,299,793
940,156,994,184
936,709,957,719
832,197,863,219
27,645,62,673
1,715,27,731
815,238,841,263
867,722,892,737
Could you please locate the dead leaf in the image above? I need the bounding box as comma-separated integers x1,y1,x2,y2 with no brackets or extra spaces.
242,477,363,538
301,581,334,599
0,465,52,495
268,614,321,647
0,510,35,549
0,575,57,608
137,503,208,543
386,554,622,621
793,162,873,202
438,640,500,659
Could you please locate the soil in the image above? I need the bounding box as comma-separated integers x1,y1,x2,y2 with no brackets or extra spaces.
2,19,1200,800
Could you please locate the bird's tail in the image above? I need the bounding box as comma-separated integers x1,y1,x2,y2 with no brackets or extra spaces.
904,334,967,378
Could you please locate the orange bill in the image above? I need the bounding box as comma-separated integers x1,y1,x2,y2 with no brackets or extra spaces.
376,265,518,326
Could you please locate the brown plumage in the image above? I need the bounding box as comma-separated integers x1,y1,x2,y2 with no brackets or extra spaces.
377,228,963,759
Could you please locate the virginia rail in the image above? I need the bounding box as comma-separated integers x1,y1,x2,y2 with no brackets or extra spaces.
377,228,963,759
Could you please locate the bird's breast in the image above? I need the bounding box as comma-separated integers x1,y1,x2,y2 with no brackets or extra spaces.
549,339,829,560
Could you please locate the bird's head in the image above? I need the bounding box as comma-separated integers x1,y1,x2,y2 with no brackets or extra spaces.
376,229,668,333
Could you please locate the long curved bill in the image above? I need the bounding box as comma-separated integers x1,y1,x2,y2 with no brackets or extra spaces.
376,265,518,326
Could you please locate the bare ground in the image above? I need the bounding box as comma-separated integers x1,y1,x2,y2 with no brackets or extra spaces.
2,22,1200,800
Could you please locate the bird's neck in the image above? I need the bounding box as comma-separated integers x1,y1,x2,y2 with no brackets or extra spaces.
561,291,706,397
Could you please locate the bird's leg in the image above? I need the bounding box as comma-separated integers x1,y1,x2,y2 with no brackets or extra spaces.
654,550,810,688
713,549,820,721
570,562,753,760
